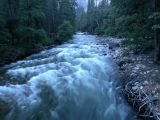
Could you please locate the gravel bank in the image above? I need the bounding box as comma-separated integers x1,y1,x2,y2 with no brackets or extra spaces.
105,37,160,120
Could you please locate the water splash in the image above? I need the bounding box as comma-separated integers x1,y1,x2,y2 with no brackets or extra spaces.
0,34,136,120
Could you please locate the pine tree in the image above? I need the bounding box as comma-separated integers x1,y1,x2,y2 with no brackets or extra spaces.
59,0,76,26
44,0,59,34
154,0,160,62
87,0,95,33
0,0,76,65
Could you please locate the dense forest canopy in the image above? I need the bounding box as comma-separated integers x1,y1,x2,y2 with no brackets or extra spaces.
0,0,76,65
0,0,160,65
76,0,160,62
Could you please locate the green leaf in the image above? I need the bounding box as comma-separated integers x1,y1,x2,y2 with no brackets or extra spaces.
152,24,160,30
149,12,160,19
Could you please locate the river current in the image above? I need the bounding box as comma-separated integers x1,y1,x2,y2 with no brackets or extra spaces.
0,34,136,120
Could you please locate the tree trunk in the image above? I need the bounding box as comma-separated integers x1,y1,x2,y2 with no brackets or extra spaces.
27,0,32,27
8,0,19,18
154,0,160,62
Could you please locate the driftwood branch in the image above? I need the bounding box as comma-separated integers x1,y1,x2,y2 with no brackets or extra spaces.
124,79,160,120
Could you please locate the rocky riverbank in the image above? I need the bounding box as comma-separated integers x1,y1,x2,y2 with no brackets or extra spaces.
0,45,55,68
0,34,159,120
0,45,55,86
105,37,160,120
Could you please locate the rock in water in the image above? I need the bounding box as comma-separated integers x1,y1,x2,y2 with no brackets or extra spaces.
0,100,10,119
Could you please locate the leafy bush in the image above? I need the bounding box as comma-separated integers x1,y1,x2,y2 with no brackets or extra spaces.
95,27,105,35
56,21,74,44
15,27,48,49
122,37,153,53
0,27,54,65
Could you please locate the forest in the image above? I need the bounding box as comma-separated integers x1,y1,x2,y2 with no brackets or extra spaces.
0,0,159,66
0,0,160,120
0,0,76,65
0,0,160,66
77,0,160,63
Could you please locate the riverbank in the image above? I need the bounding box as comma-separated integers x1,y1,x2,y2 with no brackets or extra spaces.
0,34,137,120
0,44,56,86
0,34,159,119
104,37,160,120
0,44,56,68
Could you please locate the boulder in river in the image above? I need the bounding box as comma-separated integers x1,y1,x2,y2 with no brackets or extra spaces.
108,42,120,49
0,100,10,119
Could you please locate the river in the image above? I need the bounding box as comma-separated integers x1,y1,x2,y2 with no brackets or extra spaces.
0,33,137,120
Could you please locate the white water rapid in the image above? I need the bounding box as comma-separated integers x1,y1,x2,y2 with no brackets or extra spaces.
0,34,136,120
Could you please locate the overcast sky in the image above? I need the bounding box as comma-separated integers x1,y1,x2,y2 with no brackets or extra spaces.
77,0,103,11
77,0,88,10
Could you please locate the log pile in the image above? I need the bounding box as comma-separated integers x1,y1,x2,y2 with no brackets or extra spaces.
124,79,160,120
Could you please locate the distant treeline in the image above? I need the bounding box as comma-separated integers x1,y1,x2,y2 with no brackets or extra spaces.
76,0,160,62
0,0,76,65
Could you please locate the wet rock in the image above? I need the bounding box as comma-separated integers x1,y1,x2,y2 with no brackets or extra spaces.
0,100,10,119
143,80,149,85
130,73,137,79
118,58,133,68
108,42,120,49
140,86,143,90
132,85,139,91
135,82,139,85
155,70,159,73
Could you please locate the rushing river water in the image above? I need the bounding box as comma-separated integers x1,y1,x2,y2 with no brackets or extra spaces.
0,34,136,120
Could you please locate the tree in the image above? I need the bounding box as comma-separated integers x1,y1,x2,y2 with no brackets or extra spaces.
76,6,87,31
44,0,59,34
56,21,74,44
0,0,76,65
80,0,154,52
86,0,95,33
154,0,160,62
59,0,76,28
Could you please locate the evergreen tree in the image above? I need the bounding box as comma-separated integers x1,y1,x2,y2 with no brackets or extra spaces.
78,0,155,52
86,0,95,33
44,0,59,34
0,0,76,65
59,0,76,27
76,6,87,31
154,0,160,62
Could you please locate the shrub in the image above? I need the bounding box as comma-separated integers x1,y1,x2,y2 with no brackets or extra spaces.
15,27,48,49
56,21,74,44
95,27,105,35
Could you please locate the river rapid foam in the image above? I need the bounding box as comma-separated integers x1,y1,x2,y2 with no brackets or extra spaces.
0,34,136,120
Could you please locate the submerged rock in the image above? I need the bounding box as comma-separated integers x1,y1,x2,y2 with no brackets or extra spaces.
108,42,120,49
0,100,10,119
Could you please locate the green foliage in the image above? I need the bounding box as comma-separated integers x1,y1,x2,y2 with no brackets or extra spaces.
149,12,160,19
56,21,74,44
95,27,105,35
122,37,153,53
155,74,160,84
15,27,47,48
19,0,45,28
59,0,76,28
0,0,76,65
151,12,160,30
152,24,160,30
77,0,155,53
76,7,87,31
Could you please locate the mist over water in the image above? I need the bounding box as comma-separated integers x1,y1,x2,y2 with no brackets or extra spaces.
0,34,136,120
